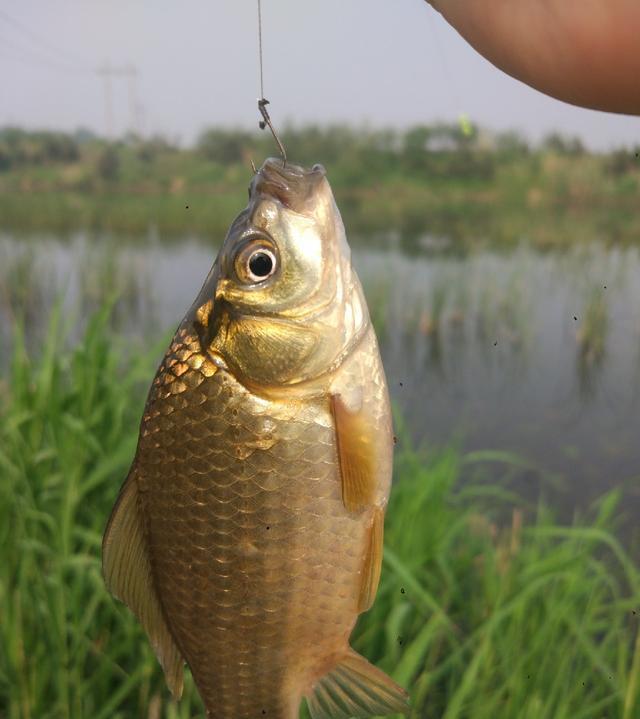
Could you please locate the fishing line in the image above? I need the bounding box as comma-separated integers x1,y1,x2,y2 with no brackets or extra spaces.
425,5,472,137
257,0,265,101
256,0,287,165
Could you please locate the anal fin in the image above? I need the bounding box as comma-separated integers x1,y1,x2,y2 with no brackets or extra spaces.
358,507,384,612
102,470,185,698
306,649,409,719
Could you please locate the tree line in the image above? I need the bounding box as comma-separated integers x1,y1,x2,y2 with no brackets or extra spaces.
0,124,638,181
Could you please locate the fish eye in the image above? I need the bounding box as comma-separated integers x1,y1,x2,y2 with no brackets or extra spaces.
248,250,275,279
235,242,278,284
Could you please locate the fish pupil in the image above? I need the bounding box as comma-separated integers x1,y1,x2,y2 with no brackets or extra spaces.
249,251,273,278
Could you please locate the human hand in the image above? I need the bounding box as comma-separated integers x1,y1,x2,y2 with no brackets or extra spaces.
426,0,640,115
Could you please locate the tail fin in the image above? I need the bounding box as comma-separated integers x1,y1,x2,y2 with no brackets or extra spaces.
305,650,409,718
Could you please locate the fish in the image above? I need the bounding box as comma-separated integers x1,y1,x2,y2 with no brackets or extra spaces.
102,158,409,719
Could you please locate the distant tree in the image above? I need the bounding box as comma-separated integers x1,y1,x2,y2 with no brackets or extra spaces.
427,122,478,152
41,132,79,162
73,127,97,144
0,126,25,144
0,144,11,171
401,126,431,174
495,130,530,158
0,127,27,165
97,146,120,182
136,135,175,163
0,127,79,165
197,129,254,164
401,123,492,180
605,147,640,176
542,132,585,156
403,126,431,153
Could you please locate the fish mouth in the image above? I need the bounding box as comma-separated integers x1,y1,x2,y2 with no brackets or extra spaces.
250,158,326,213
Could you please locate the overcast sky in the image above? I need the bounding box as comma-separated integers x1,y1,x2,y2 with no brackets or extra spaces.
1,0,638,150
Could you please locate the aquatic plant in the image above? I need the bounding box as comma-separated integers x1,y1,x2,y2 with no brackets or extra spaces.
576,289,609,383
0,308,638,718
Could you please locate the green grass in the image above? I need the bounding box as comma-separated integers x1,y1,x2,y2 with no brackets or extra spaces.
0,308,638,718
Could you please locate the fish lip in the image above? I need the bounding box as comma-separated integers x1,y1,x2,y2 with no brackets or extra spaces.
250,158,326,212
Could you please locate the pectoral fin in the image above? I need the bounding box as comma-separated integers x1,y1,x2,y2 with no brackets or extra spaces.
358,507,385,612
102,470,184,698
330,393,377,514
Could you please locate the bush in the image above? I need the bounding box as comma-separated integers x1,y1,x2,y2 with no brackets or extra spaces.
96,146,120,182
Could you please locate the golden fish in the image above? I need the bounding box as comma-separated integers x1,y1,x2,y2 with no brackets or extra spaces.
102,159,409,719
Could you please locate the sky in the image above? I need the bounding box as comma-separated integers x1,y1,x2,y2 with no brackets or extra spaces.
0,0,638,150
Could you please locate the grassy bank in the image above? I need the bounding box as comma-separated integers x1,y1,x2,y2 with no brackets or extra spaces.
1,125,639,246
0,308,639,718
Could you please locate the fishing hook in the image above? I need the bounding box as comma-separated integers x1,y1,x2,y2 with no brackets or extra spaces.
258,98,287,166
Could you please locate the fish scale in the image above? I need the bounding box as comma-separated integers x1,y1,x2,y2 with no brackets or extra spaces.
103,159,409,719
137,328,367,717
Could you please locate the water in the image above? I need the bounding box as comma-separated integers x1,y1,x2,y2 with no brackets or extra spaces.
2,231,639,527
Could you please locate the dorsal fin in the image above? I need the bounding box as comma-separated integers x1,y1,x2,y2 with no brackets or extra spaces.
102,470,185,698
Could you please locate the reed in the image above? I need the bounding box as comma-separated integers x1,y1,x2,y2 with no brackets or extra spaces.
0,308,637,718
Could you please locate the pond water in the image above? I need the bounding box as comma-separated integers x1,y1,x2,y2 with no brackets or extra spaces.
1,230,639,530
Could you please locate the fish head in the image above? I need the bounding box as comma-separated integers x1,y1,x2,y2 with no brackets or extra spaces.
189,158,368,389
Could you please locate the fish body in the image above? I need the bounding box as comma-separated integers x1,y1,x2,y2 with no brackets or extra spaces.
103,160,408,719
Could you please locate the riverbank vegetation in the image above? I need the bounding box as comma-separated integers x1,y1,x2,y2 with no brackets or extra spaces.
1,125,639,246
1,307,638,718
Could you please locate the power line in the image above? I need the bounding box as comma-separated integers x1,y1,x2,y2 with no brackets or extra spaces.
0,8,91,69
0,48,91,76
0,10,144,139
0,49,143,138
0,34,92,75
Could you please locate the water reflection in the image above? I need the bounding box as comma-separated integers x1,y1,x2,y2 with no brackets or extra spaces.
1,231,639,527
